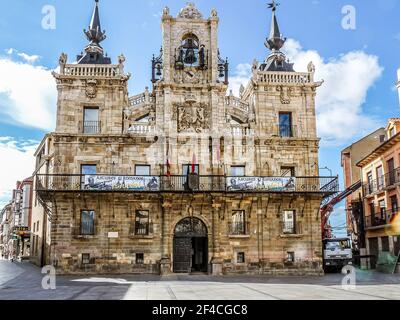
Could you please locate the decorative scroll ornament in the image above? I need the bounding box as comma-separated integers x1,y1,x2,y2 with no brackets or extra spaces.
277,86,292,104
85,80,98,99
178,2,203,19
177,103,210,133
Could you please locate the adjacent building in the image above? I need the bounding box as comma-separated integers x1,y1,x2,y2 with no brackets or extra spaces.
357,119,400,267
341,128,385,250
33,1,338,275
0,178,33,260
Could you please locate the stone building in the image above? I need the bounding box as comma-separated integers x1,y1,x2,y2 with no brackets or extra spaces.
0,178,33,260
33,1,338,275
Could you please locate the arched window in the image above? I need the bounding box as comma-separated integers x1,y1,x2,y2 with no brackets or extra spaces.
180,34,199,66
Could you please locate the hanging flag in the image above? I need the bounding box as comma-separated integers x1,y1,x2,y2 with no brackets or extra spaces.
192,153,197,174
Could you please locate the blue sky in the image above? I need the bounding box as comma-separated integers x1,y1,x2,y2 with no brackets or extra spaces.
1,0,400,236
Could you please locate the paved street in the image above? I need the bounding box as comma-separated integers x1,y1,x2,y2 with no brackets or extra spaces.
0,260,400,300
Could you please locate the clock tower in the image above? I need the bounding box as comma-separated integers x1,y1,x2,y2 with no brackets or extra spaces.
151,3,229,138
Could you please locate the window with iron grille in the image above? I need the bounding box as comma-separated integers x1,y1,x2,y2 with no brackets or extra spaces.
135,210,150,236
82,253,91,265
136,253,144,265
231,211,246,235
81,210,95,235
237,252,245,264
83,107,100,134
279,113,293,138
286,252,295,263
283,210,296,234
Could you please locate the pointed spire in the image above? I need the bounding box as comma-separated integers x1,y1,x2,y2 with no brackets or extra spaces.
260,1,294,72
84,0,106,47
78,0,111,64
265,1,286,51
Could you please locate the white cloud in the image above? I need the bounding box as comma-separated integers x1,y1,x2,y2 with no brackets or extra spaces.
229,63,252,96
228,40,383,145
17,52,41,63
0,137,38,209
0,55,57,131
283,39,383,145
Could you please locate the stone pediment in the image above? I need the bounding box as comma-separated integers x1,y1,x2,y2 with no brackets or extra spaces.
178,2,203,19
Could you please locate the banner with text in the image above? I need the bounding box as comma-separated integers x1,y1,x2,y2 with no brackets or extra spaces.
226,177,296,192
84,176,160,191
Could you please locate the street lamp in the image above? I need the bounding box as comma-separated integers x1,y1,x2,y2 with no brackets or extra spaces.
320,166,333,177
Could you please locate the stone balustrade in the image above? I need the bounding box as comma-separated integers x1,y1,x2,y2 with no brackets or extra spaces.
257,71,312,84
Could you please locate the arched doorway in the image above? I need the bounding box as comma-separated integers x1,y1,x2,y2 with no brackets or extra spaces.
173,217,208,273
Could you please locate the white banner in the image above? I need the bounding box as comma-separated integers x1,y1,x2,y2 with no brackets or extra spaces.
83,176,160,191
226,177,296,192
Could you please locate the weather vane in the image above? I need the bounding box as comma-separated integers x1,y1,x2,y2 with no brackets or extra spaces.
268,0,280,12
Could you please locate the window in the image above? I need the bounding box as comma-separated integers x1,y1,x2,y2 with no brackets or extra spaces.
237,252,245,264
367,171,373,193
369,202,375,216
281,167,295,177
81,165,97,189
82,253,91,265
182,164,199,175
376,166,384,189
135,253,144,265
391,196,398,213
135,165,151,176
83,107,100,134
81,210,95,235
279,113,293,138
379,200,386,220
387,158,395,185
380,135,386,143
135,210,150,236
286,252,295,263
231,211,246,235
283,210,296,234
231,166,245,177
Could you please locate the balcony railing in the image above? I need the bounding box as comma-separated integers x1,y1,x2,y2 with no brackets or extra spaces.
36,174,339,196
80,121,101,134
365,209,399,228
279,125,295,138
363,168,400,196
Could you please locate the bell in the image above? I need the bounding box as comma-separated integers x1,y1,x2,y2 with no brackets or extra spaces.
156,64,162,76
218,66,225,78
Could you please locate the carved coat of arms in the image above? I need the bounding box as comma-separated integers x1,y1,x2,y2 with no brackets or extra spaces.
177,103,210,133
85,80,98,99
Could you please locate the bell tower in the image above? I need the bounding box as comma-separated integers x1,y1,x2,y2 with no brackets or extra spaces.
151,3,229,136
53,0,130,136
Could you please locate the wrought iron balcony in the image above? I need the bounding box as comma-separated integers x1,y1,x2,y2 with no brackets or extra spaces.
363,168,400,196
365,209,399,228
35,174,339,196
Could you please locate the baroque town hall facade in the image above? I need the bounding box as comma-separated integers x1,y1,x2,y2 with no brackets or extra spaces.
31,1,338,275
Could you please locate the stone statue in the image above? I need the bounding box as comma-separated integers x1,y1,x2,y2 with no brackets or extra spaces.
211,9,218,18
59,52,67,65
307,61,315,73
163,6,170,16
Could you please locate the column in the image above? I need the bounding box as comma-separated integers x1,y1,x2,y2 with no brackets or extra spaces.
160,198,172,275
211,202,223,275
